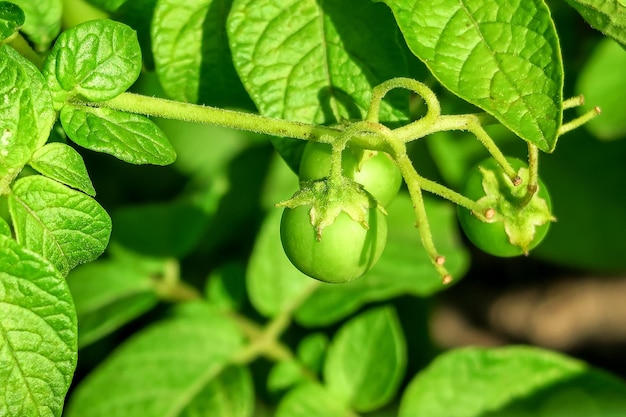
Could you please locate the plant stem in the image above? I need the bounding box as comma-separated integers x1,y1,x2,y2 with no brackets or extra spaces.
562,95,585,110
559,106,601,136
95,92,341,143
396,114,518,183
231,280,320,364
9,34,44,68
61,0,108,28
385,138,452,284
367,78,441,127
525,143,539,198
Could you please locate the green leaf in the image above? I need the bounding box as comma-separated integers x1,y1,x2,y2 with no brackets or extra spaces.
60,104,176,165
297,332,328,375
10,0,61,49
228,0,408,171
533,130,626,271
0,234,77,417
30,142,96,196
0,45,55,190
399,346,626,417
111,200,207,257
295,194,470,326
564,0,626,49
151,0,252,108
246,207,319,318
181,365,254,417
65,302,244,417
66,249,163,348
43,19,142,108
205,262,247,311
378,0,563,152
269,332,330,393
0,216,10,236
0,1,24,42
8,175,111,275
275,383,350,417
268,360,307,393
324,306,406,412
576,37,626,140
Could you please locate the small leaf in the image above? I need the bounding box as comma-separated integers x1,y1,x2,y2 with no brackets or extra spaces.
564,0,626,49
60,104,176,165
268,360,307,393
0,216,10,236
295,194,470,326
275,383,350,417
0,234,77,417
65,302,244,417
228,0,408,171
399,346,626,417
378,0,563,152
0,1,25,42
43,19,141,107
10,0,61,49
181,365,254,417
297,332,328,375
66,250,163,348
205,262,247,311
0,45,55,188
8,175,111,275
151,0,252,108
576,37,626,140
324,306,406,412
30,142,96,196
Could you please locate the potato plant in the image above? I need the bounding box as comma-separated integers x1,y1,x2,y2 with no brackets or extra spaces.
1,0,626,416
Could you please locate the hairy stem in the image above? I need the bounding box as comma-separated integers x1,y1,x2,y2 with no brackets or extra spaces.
395,114,518,183
559,106,601,136
385,136,452,284
367,78,441,130
9,34,44,68
94,92,338,141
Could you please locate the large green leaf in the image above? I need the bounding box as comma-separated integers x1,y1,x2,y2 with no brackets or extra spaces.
10,0,61,49
0,45,55,191
8,175,111,275
564,0,626,49
60,104,176,165
0,234,77,417
324,306,406,412
576,37,626,140
228,0,408,171
65,302,245,417
43,19,142,108
378,0,563,152
533,130,626,271
399,346,626,417
151,0,252,108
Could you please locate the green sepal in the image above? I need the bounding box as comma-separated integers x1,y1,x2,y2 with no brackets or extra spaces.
475,165,555,254
277,176,385,239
